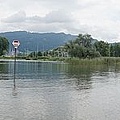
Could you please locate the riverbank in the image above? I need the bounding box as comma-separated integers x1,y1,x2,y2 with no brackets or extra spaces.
0,56,66,62
65,57,120,65
0,56,64,63
1,56,120,65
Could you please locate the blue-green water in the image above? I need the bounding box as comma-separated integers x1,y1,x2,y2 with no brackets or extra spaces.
0,60,120,120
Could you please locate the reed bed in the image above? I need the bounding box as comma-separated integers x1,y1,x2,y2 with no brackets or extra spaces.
65,57,120,66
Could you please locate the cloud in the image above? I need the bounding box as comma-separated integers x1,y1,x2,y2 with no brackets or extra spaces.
0,10,74,34
1,11,26,23
1,0,120,42
2,10,73,24
27,10,73,23
44,10,73,23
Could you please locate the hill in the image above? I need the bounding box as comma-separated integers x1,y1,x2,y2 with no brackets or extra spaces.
0,31,77,52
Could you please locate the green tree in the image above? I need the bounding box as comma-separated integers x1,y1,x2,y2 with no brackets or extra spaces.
110,44,114,57
65,34,94,58
51,33,100,59
114,43,120,57
94,41,109,57
0,36,9,56
75,34,92,48
64,40,76,57
37,51,42,56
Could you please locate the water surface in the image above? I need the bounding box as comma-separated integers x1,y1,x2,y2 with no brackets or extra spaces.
0,60,120,120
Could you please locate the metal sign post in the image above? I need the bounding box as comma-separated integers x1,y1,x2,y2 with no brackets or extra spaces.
12,40,20,88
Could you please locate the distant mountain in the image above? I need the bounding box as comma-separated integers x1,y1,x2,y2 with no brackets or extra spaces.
0,31,77,52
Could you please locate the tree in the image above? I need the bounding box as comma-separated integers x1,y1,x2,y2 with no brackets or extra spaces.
50,33,101,59
75,34,92,48
64,34,95,58
37,51,42,56
110,44,114,57
0,36,9,56
114,43,120,57
28,52,36,58
94,41,109,57
64,40,75,57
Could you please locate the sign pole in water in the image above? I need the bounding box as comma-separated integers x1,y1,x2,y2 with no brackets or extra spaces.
12,40,20,88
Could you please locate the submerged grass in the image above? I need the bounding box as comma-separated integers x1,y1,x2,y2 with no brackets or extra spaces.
65,57,120,66
1,56,120,66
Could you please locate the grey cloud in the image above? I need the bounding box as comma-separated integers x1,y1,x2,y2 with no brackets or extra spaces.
1,11,26,23
93,30,118,42
1,10,74,33
44,10,73,23
1,10,73,24
27,10,73,23
1,0,120,42
26,16,43,23
25,23,63,33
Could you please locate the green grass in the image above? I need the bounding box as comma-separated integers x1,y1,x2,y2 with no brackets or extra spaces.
65,57,120,66
1,56,120,66
0,56,26,60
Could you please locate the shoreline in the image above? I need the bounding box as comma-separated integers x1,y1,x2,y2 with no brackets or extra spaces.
0,58,64,63
0,57,120,65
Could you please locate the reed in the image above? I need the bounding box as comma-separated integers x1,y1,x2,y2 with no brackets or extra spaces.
65,57,120,66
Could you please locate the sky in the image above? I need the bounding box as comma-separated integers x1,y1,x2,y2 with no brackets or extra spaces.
0,0,120,42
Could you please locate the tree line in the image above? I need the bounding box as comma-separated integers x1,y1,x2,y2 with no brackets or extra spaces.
0,36,9,56
64,34,120,58
35,34,120,59
1,34,120,59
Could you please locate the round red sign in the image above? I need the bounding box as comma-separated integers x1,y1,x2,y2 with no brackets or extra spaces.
12,40,20,48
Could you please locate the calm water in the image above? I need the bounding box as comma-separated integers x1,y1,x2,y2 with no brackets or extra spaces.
0,60,120,120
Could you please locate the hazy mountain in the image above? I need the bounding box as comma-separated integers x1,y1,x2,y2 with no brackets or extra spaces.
0,31,77,52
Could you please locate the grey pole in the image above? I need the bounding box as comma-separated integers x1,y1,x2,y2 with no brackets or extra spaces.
14,47,17,88
12,40,20,89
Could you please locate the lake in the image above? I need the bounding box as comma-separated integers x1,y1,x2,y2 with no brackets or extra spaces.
0,60,120,120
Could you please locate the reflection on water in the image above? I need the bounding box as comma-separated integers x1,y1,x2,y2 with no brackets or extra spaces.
0,60,120,120
0,61,9,80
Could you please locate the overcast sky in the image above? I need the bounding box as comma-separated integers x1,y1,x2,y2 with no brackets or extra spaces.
0,0,120,42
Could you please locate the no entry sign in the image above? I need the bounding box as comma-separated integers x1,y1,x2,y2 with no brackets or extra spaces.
12,40,20,48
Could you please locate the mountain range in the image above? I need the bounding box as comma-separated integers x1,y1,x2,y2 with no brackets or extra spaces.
0,31,77,52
